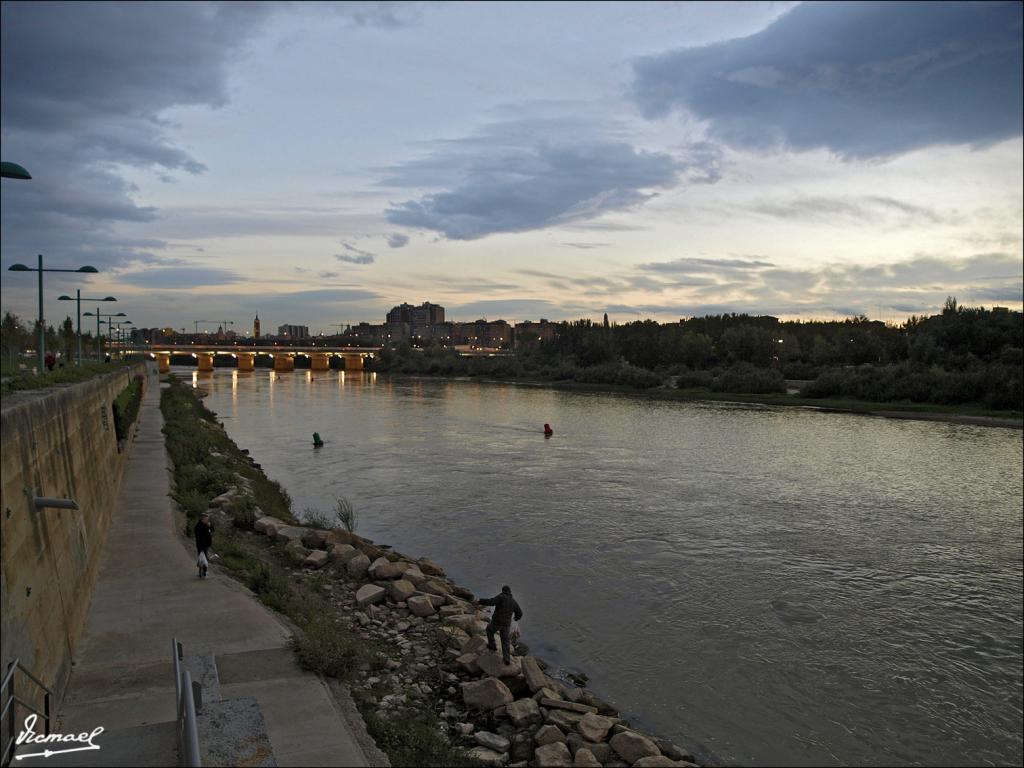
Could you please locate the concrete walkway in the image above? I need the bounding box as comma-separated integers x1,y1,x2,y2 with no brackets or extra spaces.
43,370,373,766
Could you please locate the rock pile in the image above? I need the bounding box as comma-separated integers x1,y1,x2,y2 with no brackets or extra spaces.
240,514,701,767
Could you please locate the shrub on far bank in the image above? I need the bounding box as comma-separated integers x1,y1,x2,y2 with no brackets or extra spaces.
711,363,786,394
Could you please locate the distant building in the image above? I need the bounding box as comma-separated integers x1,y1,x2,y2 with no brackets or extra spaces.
514,319,558,348
277,324,309,340
254,314,261,339
386,301,445,326
452,319,511,349
347,322,385,345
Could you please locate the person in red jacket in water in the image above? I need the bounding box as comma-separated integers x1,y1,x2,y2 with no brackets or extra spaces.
543,423,553,437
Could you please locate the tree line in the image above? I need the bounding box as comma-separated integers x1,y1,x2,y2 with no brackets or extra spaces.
370,299,1022,410
1,312,96,362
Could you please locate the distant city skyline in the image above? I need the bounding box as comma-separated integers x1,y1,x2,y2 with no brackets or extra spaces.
2,1,1021,332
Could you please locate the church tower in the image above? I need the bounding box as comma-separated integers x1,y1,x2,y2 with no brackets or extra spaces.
254,314,261,339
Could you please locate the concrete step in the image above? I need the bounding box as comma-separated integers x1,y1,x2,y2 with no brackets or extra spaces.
184,650,222,704
197,696,277,767
15,720,177,767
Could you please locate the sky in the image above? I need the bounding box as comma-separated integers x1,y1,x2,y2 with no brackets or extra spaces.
1,0,1021,335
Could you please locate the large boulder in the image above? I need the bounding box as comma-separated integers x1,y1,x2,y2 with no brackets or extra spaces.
302,529,329,549
655,740,693,762
534,725,566,746
505,697,542,727
478,651,522,678
357,542,388,561
534,742,573,767
388,579,416,603
462,635,489,655
566,734,610,762
461,678,513,710
456,653,481,674
475,731,511,753
546,710,583,731
403,566,427,586
577,713,615,743
254,516,286,535
346,553,371,579
356,584,386,607
418,557,445,576
424,593,447,609
573,748,601,767
302,550,329,569
540,698,598,715
274,525,308,544
465,747,506,767
609,731,661,764
407,595,436,617
419,578,451,597
329,543,359,563
443,614,479,632
325,529,362,548
369,557,404,580
438,625,471,650
633,757,697,767
521,656,547,693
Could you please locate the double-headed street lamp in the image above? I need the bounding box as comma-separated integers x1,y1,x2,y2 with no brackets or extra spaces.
111,320,134,353
58,292,117,366
8,255,98,373
84,310,126,360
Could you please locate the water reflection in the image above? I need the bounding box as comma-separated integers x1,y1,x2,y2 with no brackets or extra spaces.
188,368,1023,767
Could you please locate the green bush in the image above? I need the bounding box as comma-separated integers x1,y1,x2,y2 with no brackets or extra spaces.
675,369,714,389
711,363,786,394
112,377,144,440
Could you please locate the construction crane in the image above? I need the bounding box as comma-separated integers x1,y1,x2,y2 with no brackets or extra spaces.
193,319,235,335
327,323,350,336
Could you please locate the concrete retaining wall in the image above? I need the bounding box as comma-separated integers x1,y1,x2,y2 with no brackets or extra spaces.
1,363,148,704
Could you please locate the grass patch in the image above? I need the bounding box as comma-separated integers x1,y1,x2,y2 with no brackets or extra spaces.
363,710,482,768
0,359,134,396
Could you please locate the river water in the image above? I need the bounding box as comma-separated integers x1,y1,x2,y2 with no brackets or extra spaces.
188,368,1023,767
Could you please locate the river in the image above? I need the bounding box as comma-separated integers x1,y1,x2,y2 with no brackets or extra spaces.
187,367,1024,767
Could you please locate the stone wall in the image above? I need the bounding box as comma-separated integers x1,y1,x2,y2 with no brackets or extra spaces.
0,363,148,706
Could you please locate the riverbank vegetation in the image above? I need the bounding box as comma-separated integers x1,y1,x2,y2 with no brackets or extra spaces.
368,300,1022,413
159,376,476,766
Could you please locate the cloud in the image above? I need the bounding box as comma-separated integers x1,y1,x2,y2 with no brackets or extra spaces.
0,2,276,268
631,1,1023,158
114,266,244,289
748,195,951,227
318,270,340,279
385,233,410,248
447,299,567,320
561,242,609,250
385,141,682,240
379,112,719,240
336,243,376,265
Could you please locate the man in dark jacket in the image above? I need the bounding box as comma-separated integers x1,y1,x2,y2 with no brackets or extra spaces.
476,585,523,665
194,513,214,579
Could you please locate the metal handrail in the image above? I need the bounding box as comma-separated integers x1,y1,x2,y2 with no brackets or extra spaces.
171,639,201,767
1,659,52,768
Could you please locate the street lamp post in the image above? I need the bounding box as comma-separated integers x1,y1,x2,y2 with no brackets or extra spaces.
112,321,133,355
8,255,98,373
58,292,116,365
84,310,126,361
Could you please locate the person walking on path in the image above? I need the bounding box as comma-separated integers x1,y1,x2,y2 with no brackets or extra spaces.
194,512,214,579
476,585,523,664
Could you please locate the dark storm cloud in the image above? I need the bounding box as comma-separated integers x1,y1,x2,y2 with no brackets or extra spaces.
380,113,722,240
1,2,273,267
336,243,376,265
385,233,410,248
385,142,683,240
631,1,1023,157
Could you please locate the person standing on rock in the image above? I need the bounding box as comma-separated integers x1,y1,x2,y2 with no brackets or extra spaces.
194,512,214,579
476,585,523,665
